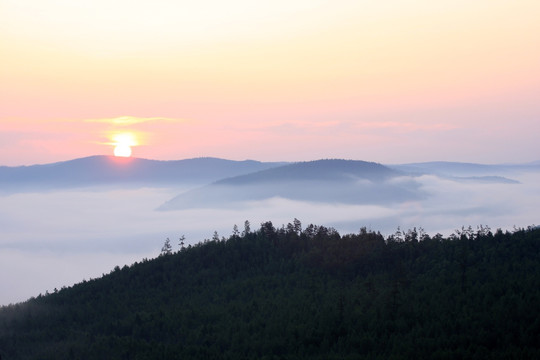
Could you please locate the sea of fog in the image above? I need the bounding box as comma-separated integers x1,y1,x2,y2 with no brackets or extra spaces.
1,173,539,305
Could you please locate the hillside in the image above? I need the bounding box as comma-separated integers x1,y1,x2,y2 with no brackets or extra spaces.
159,159,422,209
216,159,398,184
1,222,540,359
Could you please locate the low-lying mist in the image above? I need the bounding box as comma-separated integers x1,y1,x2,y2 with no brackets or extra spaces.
1,172,539,305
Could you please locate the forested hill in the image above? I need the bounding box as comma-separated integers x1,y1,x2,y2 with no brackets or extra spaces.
1,223,540,359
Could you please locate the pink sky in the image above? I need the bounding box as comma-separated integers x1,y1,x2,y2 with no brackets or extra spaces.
1,0,539,165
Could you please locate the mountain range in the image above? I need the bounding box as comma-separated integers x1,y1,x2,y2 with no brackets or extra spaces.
2,156,536,208
158,159,422,209
0,155,284,192
389,161,540,176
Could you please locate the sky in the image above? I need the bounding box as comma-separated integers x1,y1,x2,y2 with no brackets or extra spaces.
2,0,540,306
1,0,539,166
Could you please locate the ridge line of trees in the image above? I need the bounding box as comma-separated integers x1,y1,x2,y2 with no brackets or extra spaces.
2,220,539,359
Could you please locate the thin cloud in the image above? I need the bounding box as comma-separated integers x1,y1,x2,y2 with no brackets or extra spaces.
353,121,457,132
239,119,457,135
85,116,186,126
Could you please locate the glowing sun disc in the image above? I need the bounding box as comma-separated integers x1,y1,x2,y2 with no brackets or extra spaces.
114,144,132,157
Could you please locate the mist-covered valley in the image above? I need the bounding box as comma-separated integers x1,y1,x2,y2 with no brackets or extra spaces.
1,156,539,305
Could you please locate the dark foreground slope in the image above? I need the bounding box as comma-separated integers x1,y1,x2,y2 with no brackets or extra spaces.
1,224,540,359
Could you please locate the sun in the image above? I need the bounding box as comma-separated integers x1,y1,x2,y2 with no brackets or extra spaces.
114,144,132,157
111,132,137,157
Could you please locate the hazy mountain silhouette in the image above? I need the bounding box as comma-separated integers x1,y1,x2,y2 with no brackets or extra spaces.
390,161,540,177
451,175,521,184
2,156,531,201
0,156,285,193
159,159,423,210
217,159,397,184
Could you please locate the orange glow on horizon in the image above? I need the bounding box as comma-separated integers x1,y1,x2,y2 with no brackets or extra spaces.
1,2,539,165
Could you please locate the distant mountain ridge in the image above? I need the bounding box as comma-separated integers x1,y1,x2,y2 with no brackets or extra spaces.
1,156,534,198
217,159,398,185
0,155,285,193
390,161,540,176
159,159,422,210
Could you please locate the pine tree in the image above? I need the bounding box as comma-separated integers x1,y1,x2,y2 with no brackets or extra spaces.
161,238,172,256
178,235,186,251
242,220,251,237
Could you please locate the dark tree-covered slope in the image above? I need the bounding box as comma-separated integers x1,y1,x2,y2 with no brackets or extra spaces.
1,223,540,359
